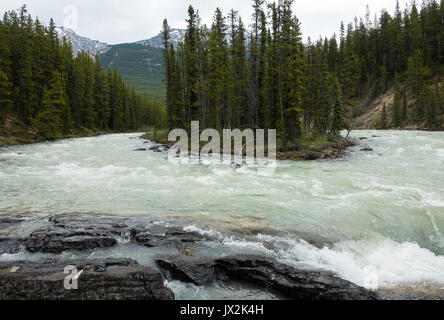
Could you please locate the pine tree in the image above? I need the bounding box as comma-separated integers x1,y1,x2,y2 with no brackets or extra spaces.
392,89,401,127
171,44,185,129
208,8,230,130
81,53,96,127
341,25,360,97
248,0,265,128
330,76,345,134
380,103,388,129
184,6,200,124
162,19,174,130
257,10,268,129
93,56,110,129
314,53,330,135
35,71,68,140
229,11,248,128
0,70,11,117
13,6,36,122
0,20,12,116
426,80,439,129
281,0,306,141
402,88,408,122
265,25,278,131
407,50,428,118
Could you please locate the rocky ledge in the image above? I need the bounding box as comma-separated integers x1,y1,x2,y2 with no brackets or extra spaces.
0,215,382,300
0,258,174,300
4,215,207,254
156,255,380,300
25,216,135,253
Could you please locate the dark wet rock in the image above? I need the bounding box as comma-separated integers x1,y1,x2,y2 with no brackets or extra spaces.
134,148,147,152
156,255,380,300
0,237,25,254
156,257,226,286
0,259,174,300
134,225,205,248
360,148,373,152
359,137,368,140
26,216,136,254
0,217,30,230
216,255,379,300
372,135,381,138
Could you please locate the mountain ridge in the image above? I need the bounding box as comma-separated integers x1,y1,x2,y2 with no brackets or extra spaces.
57,27,185,54
56,26,109,56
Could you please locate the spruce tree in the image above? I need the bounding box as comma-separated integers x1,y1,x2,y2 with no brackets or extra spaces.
330,76,345,134
258,10,268,129
402,88,408,122
162,19,175,130
380,103,388,129
0,20,12,116
208,8,230,130
93,56,110,129
229,10,248,128
0,70,11,117
184,6,200,124
14,6,36,122
281,0,306,142
426,81,438,129
392,89,401,127
35,71,68,140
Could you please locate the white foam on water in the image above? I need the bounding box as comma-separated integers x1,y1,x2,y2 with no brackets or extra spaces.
185,226,444,289
256,234,444,289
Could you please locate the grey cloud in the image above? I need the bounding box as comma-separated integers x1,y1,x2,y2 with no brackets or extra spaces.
1,0,409,44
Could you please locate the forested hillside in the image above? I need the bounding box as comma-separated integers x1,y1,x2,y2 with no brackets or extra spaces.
98,29,185,101
100,43,166,101
162,0,444,146
325,0,444,131
0,6,166,146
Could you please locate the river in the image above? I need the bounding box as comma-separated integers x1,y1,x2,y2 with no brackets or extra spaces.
0,130,443,299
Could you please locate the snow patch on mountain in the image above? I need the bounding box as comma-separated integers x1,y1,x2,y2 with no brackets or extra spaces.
135,28,185,49
56,27,109,56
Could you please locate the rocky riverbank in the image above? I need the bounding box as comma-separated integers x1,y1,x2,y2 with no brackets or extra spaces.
0,214,383,300
0,115,133,148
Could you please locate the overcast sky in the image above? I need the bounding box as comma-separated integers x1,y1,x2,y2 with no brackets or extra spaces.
1,0,410,44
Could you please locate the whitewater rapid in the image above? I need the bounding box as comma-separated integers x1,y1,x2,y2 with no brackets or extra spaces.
0,130,443,293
